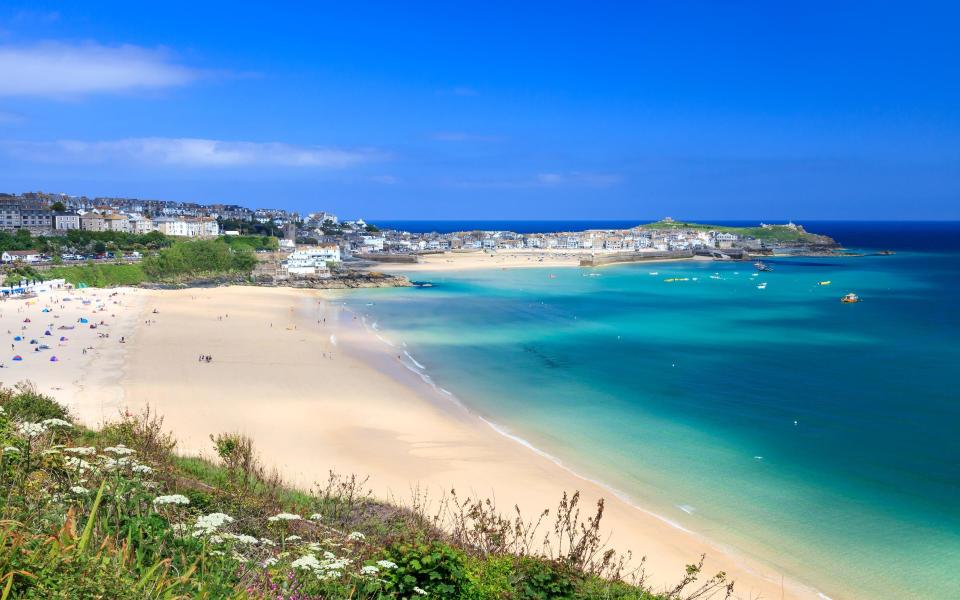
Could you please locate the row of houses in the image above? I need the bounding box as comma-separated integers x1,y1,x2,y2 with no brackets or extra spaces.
0,199,220,238
349,225,746,255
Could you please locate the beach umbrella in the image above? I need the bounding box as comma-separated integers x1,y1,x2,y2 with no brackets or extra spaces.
50,356,58,362
12,356,22,361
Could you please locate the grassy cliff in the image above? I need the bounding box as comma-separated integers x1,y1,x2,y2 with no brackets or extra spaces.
639,220,835,244
0,386,733,599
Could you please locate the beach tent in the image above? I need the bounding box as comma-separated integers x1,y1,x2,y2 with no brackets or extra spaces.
29,339,38,345
44,330,52,336
78,318,89,324
50,356,58,362
77,283,88,289
23,318,30,323
59,336,68,342
13,336,21,341
12,356,22,361
41,308,51,313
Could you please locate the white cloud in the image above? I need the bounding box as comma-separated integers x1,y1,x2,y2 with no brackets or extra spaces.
0,138,381,168
0,42,199,97
449,171,623,189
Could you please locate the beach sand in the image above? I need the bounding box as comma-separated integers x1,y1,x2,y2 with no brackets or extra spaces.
385,249,583,271
7,284,822,600
370,249,711,273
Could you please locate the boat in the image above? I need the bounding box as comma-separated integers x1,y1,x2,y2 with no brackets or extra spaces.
664,278,689,283
757,283,767,289
754,261,773,272
818,281,831,286
878,250,896,255
840,293,861,303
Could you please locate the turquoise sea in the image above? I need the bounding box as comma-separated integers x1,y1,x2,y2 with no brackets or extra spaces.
345,222,960,600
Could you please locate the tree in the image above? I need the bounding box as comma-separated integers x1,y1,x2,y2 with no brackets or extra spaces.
50,201,67,213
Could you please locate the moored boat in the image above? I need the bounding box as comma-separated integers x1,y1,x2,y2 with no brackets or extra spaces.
840,293,861,303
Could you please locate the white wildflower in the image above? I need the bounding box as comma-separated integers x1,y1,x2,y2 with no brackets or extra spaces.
286,535,302,542
69,485,89,495
259,538,276,547
193,512,234,535
3,446,20,454
291,554,322,571
0,405,5,415
171,523,190,535
132,464,153,474
309,513,323,520
307,542,322,552
414,587,428,596
262,557,278,567
361,565,379,575
103,444,135,455
209,550,225,557
153,494,190,506
267,512,301,522
41,418,71,429
17,422,46,437
377,560,398,569
65,456,93,471
323,551,336,559
347,531,365,541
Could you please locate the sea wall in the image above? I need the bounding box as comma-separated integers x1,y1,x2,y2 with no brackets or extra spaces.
579,250,693,267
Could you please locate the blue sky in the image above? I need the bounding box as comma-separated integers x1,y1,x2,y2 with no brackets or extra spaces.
0,1,957,219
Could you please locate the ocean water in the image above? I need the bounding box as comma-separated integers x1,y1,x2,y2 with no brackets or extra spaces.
344,222,960,600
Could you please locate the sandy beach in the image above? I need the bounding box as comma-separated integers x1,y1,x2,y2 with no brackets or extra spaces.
372,249,712,273
4,284,822,600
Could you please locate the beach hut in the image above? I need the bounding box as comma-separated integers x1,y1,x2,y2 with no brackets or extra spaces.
12,356,22,361
50,356,58,362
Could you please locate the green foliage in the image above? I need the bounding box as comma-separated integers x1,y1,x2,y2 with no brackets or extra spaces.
47,263,147,287
142,240,256,280
0,385,70,422
0,229,172,255
2,266,46,286
381,540,468,598
516,557,580,600
220,234,279,252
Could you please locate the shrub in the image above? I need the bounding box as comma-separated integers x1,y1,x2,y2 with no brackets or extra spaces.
516,557,580,600
381,540,468,598
0,383,70,423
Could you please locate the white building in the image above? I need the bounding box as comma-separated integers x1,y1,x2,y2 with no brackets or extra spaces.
1,250,42,263
283,245,341,277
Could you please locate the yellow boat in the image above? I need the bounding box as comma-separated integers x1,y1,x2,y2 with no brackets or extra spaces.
840,293,861,303
818,281,831,286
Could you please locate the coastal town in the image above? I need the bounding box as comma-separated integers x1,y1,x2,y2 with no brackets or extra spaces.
1,191,838,280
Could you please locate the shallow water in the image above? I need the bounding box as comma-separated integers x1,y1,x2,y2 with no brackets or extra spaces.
345,223,960,600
